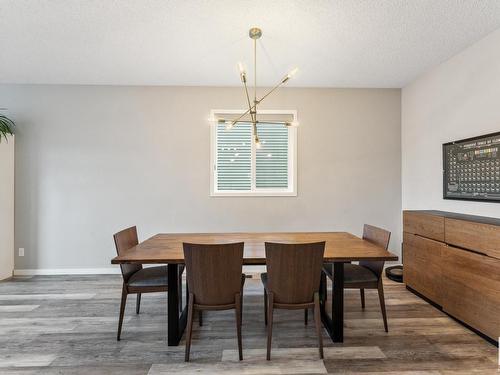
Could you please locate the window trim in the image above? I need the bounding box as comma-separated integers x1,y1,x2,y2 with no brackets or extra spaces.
210,109,298,197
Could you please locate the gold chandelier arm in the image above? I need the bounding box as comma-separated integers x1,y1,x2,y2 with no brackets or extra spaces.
228,80,287,126
243,78,256,124
254,77,289,107
228,106,255,125
254,37,257,106
255,69,298,106
227,79,289,126
255,120,292,125
253,37,259,145
228,120,293,127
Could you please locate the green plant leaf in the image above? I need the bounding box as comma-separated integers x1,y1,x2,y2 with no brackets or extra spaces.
0,113,15,142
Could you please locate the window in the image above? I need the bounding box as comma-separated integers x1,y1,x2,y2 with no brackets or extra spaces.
210,110,297,196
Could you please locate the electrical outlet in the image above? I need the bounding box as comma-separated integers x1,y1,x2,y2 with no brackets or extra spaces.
18,248,24,257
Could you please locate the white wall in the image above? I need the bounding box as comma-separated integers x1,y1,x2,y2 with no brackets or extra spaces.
402,28,500,217
0,136,15,280
0,85,401,272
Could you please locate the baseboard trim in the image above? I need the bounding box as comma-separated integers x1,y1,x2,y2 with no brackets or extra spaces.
13,265,267,277
13,268,121,276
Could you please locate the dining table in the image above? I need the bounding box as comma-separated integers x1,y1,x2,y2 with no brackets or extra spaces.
111,231,398,346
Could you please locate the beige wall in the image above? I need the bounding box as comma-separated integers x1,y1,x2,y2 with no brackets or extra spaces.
0,136,14,279
0,85,401,272
402,28,500,217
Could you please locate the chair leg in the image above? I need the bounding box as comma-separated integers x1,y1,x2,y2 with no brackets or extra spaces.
360,289,365,309
304,308,308,325
377,279,388,332
314,292,324,359
240,285,244,323
199,310,203,326
117,284,128,341
235,292,243,361
264,289,268,325
136,293,141,314
185,293,195,362
266,292,274,361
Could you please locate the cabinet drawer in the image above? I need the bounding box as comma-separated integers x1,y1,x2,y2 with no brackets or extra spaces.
442,246,500,340
445,218,500,260
403,211,444,241
403,232,444,305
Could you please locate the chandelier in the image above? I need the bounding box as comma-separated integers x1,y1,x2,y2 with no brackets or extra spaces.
217,27,299,148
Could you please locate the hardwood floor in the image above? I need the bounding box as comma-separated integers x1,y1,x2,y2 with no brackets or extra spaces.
0,274,497,374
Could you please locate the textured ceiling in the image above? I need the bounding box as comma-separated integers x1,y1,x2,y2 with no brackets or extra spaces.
1,0,500,88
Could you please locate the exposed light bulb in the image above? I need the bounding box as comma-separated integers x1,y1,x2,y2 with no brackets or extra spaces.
288,67,299,78
282,67,299,83
238,62,247,83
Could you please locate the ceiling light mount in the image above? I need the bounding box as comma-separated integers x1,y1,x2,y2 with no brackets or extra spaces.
249,27,262,40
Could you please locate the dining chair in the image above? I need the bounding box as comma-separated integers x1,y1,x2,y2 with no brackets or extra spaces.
323,224,391,332
261,241,325,360
183,242,245,362
113,226,184,340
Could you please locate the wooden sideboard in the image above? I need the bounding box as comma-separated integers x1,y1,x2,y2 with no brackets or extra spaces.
403,210,500,343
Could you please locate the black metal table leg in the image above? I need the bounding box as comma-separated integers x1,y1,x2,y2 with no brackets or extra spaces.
332,262,344,342
320,262,345,343
320,268,334,339
167,264,188,346
319,270,327,303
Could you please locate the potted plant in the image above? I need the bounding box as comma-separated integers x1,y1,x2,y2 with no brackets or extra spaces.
0,111,15,142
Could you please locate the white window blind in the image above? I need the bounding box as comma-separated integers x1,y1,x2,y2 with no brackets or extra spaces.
216,123,252,191
256,123,289,188
212,115,296,196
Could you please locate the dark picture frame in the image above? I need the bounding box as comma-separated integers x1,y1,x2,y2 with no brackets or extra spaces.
443,131,500,203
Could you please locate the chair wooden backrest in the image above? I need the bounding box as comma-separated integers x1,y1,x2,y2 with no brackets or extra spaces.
265,242,325,305
113,226,142,283
359,224,391,277
183,242,244,306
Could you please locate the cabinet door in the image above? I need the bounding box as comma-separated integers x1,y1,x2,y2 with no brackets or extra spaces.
442,246,500,340
403,211,444,242
403,232,444,306
445,218,500,260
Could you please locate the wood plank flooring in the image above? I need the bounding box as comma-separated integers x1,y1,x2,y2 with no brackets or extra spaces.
0,274,497,374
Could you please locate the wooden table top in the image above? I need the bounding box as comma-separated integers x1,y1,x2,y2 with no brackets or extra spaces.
111,232,398,265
